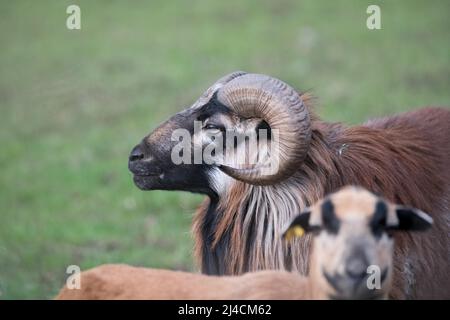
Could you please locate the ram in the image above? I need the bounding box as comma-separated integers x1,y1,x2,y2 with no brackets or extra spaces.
57,187,432,300
128,72,450,299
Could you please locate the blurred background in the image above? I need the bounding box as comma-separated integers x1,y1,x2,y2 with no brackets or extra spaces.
0,0,449,299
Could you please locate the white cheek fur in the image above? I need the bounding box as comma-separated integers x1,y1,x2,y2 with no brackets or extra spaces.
207,167,232,195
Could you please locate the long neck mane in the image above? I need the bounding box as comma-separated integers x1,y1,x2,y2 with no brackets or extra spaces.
193,111,446,275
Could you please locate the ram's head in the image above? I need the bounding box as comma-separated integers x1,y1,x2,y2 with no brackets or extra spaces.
128,72,312,195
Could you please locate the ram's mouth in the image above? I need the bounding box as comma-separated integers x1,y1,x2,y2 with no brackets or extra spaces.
133,173,160,177
128,160,163,177
132,173,163,190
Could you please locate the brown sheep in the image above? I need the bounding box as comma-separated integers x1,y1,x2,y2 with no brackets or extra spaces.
128,72,450,299
57,187,432,300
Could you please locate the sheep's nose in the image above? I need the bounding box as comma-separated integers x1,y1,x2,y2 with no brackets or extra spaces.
129,145,144,162
345,258,368,282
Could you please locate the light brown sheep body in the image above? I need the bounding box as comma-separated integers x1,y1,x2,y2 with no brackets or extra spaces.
56,266,312,300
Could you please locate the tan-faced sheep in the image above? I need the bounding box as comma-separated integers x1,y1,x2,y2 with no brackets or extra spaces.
128,72,450,299
56,187,432,300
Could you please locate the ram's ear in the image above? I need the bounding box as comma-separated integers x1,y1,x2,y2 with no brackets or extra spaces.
389,206,433,231
283,210,319,241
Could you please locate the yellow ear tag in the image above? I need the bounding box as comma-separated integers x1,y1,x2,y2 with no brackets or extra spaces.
284,226,305,241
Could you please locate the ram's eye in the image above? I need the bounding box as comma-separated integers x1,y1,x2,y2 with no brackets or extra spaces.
204,124,223,131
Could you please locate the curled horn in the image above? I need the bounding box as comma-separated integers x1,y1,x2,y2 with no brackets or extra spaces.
217,73,311,185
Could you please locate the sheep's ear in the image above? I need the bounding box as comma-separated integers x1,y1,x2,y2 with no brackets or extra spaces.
390,206,433,231
283,210,317,241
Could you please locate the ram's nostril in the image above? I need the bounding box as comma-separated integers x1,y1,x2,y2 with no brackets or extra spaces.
129,154,144,162
129,145,145,162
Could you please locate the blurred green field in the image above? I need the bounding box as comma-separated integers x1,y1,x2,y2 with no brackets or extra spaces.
0,0,449,299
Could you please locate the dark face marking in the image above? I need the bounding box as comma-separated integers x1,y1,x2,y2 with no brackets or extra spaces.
128,93,233,197
321,199,340,234
370,200,388,239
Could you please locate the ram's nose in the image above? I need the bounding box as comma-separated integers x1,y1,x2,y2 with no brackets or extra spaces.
128,144,164,177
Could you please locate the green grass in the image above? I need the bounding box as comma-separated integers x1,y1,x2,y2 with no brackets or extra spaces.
0,0,449,299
